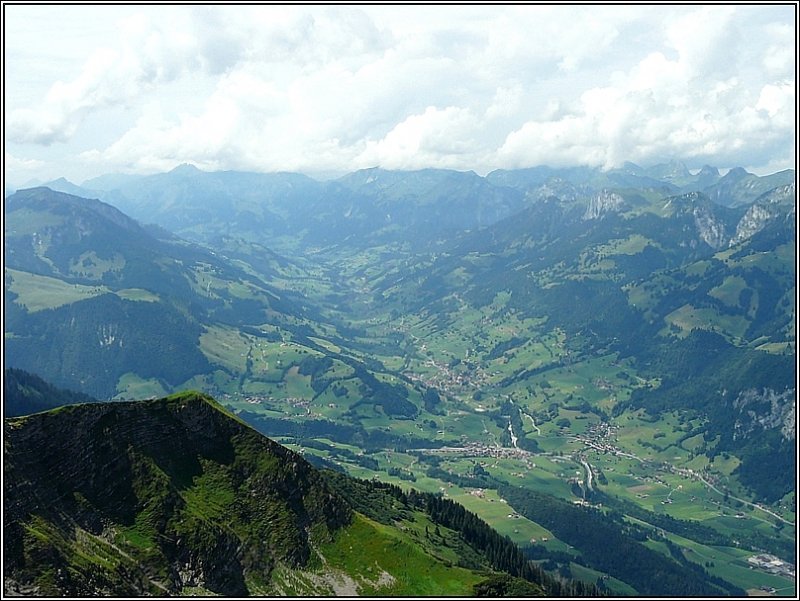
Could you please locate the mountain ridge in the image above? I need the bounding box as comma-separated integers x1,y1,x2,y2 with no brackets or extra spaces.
3,159,795,595
4,390,596,597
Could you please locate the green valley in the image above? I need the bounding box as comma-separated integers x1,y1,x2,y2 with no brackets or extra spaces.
3,162,795,596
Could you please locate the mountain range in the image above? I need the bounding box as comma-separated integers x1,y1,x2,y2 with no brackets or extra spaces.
3,159,796,596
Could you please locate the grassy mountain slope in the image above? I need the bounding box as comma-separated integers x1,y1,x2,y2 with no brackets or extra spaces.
4,391,595,597
368,184,795,468
4,164,795,595
3,187,322,398
4,392,349,595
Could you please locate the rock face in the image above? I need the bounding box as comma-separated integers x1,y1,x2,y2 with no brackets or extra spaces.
732,387,796,442
3,393,351,597
692,205,728,249
583,189,625,220
729,182,796,246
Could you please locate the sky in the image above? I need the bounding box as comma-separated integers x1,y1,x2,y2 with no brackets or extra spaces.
3,3,797,186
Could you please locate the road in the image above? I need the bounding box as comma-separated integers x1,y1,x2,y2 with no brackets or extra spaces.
694,473,795,527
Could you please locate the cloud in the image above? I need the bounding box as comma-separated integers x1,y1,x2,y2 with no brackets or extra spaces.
5,152,45,171
356,106,481,169
7,7,229,145
498,7,796,171
5,152,47,188
5,5,796,179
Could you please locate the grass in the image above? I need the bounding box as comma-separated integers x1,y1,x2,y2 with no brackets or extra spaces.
116,288,160,302
449,488,562,547
6,268,110,312
179,461,236,521
7,207,67,235
598,234,656,256
199,325,251,372
317,513,484,596
115,373,169,400
662,304,750,340
708,275,748,309
663,532,796,596
569,562,638,596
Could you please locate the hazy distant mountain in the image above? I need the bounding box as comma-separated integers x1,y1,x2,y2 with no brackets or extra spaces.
704,167,796,207
81,165,526,252
73,162,795,257
3,163,795,592
41,177,101,198
4,187,314,398
85,164,324,248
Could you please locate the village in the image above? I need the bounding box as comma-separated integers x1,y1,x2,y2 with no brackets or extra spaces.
415,440,534,461
747,554,796,581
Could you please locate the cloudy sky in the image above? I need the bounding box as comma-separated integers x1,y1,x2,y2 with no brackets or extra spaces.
4,4,796,186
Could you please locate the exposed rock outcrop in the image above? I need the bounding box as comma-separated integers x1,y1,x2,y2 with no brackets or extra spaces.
583,189,625,220
729,182,795,246
692,205,728,249
732,387,796,441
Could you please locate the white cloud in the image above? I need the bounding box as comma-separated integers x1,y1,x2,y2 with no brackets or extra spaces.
497,7,796,172
664,6,738,78
5,152,45,172
356,106,480,169
4,152,47,188
756,82,794,119
4,5,796,179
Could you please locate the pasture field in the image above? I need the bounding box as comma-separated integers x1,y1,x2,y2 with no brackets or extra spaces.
115,373,168,400
7,268,110,312
115,288,160,302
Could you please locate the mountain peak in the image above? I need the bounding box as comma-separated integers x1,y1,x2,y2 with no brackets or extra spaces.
5,393,352,595
698,165,720,176
724,166,751,180
170,163,202,175
621,161,645,175
662,160,690,178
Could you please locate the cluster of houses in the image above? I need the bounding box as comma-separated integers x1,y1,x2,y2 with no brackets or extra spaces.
421,440,533,460
747,554,795,580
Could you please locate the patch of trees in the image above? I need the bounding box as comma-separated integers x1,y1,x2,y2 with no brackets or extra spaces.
298,355,334,379
491,400,538,451
5,294,211,398
4,369,98,417
297,355,337,394
350,366,418,418
484,337,527,361
425,466,496,490
472,573,545,597
238,411,443,454
731,429,796,512
296,438,378,471
386,467,416,482
240,326,282,342
423,388,443,414
595,491,730,548
323,474,599,597
618,330,795,502
498,484,744,597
